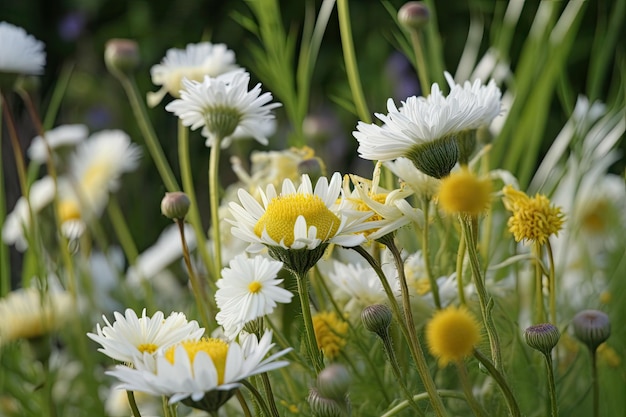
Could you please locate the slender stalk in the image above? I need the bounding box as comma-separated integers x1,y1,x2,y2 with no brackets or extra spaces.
460,217,502,371
473,349,521,417
543,353,558,417
1,91,28,198
294,270,324,374
177,122,215,289
336,0,371,123
456,361,487,417
208,138,223,280
546,240,556,325
534,242,545,323
176,219,212,328
260,373,281,417
591,349,599,417
456,224,467,305
126,391,142,417
241,380,274,417
236,389,253,417
118,76,179,192
380,390,466,417
409,29,431,96
421,198,441,308
0,98,9,296
107,197,139,263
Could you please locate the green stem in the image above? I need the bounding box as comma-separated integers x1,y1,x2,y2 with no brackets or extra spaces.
409,29,431,96
118,76,179,192
208,137,223,280
107,197,139,263
353,244,449,417
534,242,545,323
456,224,467,305
546,240,556,325
473,349,521,417
460,217,502,371
236,389,253,417
126,391,142,417
176,219,212,329
260,373,281,417
294,270,324,374
336,0,371,122
591,348,599,417
421,198,441,308
177,122,215,290
456,361,487,417
380,390,465,417
241,380,274,417
543,353,558,417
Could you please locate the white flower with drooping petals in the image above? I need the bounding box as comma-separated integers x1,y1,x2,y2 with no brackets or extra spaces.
87,309,204,368
229,172,372,252
215,254,293,338
0,22,45,75
165,71,281,148
106,330,290,406
27,124,88,163
148,42,239,107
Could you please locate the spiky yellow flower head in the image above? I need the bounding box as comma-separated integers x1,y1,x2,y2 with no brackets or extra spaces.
313,311,348,361
426,305,481,366
502,185,565,245
437,168,491,216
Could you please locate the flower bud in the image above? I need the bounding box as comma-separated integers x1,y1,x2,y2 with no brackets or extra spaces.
161,192,191,220
361,304,392,338
524,323,560,356
105,39,140,78
308,388,349,417
398,2,430,32
572,310,610,352
317,364,351,402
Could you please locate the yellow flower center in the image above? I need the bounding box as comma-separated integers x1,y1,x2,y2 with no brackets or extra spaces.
82,161,111,191
137,343,158,354
437,169,491,216
254,194,340,247
580,200,609,233
312,311,348,360
58,200,82,222
165,67,212,98
165,338,229,384
426,306,481,366
248,281,263,293
502,185,565,245
412,277,432,296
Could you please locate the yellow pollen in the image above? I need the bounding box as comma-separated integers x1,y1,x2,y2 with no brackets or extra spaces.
248,281,263,293
254,194,340,247
312,311,348,361
137,343,158,354
58,200,82,222
165,338,229,384
437,169,492,216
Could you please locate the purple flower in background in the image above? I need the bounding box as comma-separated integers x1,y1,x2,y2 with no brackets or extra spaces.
58,11,87,41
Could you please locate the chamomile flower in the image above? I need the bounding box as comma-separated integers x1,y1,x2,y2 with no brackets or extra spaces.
437,168,492,217
165,71,280,148
215,254,293,338
0,22,45,76
87,309,204,368
106,330,290,410
426,305,481,366
148,42,239,107
27,124,88,164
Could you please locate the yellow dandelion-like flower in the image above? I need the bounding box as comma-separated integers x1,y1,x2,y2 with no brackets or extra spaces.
312,311,348,361
426,305,481,366
437,168,491,216
502,185,565,245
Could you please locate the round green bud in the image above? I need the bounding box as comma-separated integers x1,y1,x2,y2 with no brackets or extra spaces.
524,323,560,356
398,2,430,32
105,39,140,79
572,310,610,352
361,304,392,337
317,364,351,401
161,192,191,220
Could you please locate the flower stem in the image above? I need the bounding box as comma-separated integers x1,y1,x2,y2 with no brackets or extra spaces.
591,348,599,417
456,224,467,305
380,390,465,417
456,361,487,417
409,29,431,96
546,240,556,326
208,137,223,280
421,198,441,308
260,373,281,417
543,353,558,417
294,270,324,374
241,380,274,417
107,197,139,263
126,391,142,417
337,0,371,123
460,216,502,371
473,349,521,417
119,76,179,192
236,389,253,417
533,242,546,323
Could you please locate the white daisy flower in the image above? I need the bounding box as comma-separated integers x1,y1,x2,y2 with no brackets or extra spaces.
215,254,293,338
384,157,441,200
228,172,371,253
27,124,88,164
0,287,72,346
443,71,502,130
2,176,56,250
0,21,45,75
165,71,281,148
87,308,204,368
148,42,239,107
106,330,291,408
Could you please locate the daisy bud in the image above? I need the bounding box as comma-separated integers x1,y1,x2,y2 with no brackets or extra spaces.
317,364,351,402
105,39,140,79
572,310,611,352
308,388,350,417
361,304,392,338
161,192,191,220
405,135,459,179
398,2,430,32
524,323,560,356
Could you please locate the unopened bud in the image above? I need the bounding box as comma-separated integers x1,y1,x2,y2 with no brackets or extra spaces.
317,364,351,401
361,304,392,338
524,323,560,356
398,2,430,32
161,192,190,220
572,310,610,352
105,39,140,78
